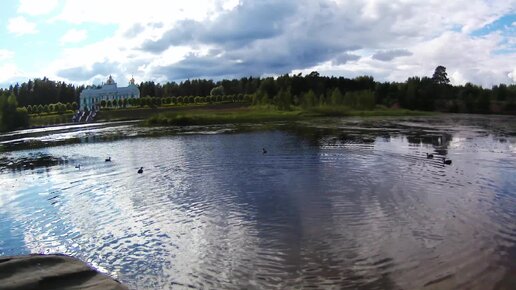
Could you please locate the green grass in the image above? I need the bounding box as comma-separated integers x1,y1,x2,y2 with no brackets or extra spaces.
97,102,247,122
29,112,74,127
146,107,303,126
27,103,433,128
145,105,434,126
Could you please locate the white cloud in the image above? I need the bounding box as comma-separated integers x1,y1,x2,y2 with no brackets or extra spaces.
10,0,516,87
54,0,224,25
0,63,24,84
7,16,38,35
18,0,59,15
60,29,87,44
509,68,516,82
0,49,15,61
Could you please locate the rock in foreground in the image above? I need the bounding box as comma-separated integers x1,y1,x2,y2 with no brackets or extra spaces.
0,254,128,290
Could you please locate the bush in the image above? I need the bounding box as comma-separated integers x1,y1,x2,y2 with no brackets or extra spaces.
56,102,66,114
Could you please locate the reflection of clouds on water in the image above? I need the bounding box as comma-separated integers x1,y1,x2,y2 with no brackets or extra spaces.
0,115,515,289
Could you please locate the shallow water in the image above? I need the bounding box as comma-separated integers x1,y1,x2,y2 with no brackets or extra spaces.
1,114,515,289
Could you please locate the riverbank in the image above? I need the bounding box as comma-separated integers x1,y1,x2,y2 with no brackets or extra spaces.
26,103,433,129
26,103,247,128
145,105,432,126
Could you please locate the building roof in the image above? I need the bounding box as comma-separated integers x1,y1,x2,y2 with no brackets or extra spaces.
80,76,140,99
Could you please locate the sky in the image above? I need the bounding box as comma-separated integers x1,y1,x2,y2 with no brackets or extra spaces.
0,0,515,88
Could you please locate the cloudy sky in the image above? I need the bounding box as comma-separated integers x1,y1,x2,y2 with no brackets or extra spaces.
0,0,515,88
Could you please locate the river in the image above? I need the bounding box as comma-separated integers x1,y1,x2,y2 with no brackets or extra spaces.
0,114,515,289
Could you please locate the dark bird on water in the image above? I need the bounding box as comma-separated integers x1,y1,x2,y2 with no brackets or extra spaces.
443,158,452,165
426,153,434,159
262,148,267,154
138,167,143,174
105,157,111,162
75,164,81,169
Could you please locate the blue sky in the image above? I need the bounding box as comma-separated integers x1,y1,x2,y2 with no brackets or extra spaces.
0,0,515,88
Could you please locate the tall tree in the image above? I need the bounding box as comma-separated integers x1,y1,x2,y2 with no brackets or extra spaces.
432,65,450,85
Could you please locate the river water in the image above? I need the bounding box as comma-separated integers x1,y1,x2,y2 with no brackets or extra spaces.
0,114,515,289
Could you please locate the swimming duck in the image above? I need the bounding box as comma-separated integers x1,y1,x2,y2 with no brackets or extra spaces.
443,158,452,165
262,148,267,154
426,153,434,159
138,167,143,174
105,157,111,162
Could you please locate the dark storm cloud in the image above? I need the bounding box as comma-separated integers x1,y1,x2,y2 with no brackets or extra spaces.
141,20,200,52
57,61,116,81
372,49,412,61
142,1,296,53
331,53,361,65
143,0,427,80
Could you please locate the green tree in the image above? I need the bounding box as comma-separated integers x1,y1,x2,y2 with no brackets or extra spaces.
210,85,224,96
330,88,344,105
274,88,292,110
56,102,66,114
0,94,29,131
301,90,317,108
432,65,450,85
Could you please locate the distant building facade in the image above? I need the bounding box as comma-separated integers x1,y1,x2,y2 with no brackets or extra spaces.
79,75,140,111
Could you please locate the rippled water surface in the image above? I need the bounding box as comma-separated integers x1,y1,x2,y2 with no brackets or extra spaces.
1,115,515,289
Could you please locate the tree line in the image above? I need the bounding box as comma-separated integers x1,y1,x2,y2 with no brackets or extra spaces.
1,66,515,120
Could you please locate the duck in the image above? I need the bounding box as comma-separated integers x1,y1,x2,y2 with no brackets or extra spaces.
426,153,434,159
75,164,81,169
137,167,143,174
262,148,267,154
105,157,111,162
443,158,452,165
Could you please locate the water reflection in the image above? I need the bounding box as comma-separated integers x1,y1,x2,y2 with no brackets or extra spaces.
0,115,515,289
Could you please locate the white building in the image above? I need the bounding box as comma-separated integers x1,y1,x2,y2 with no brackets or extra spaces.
79,75,140,111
